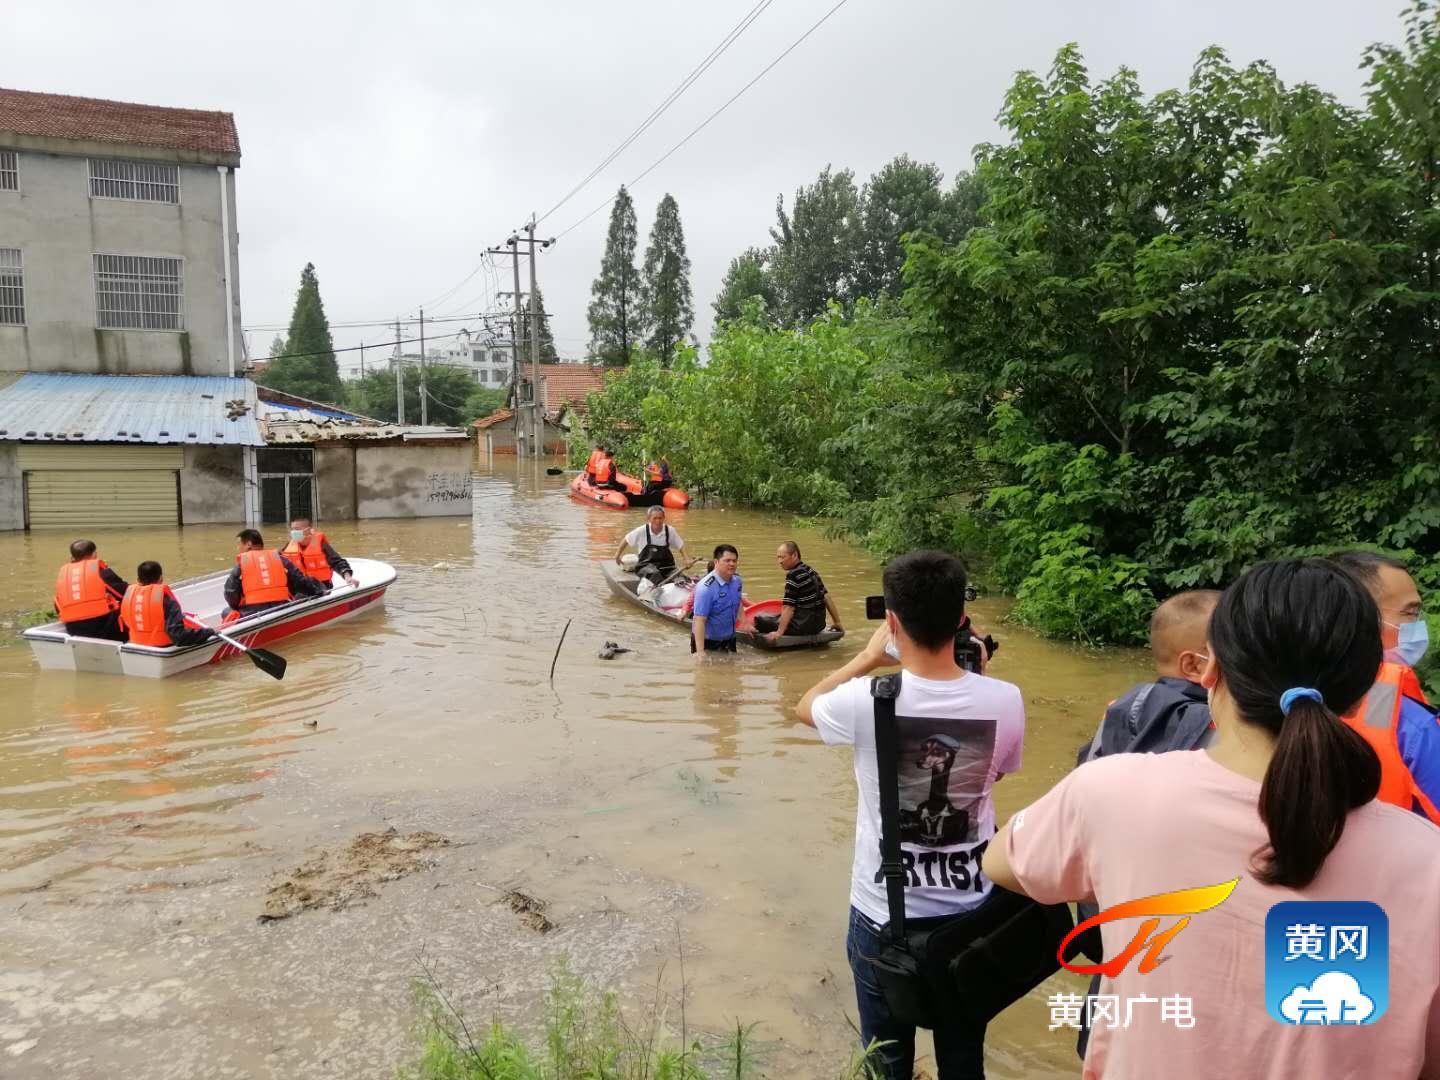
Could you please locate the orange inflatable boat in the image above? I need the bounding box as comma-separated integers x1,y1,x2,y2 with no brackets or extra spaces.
569,471,691,511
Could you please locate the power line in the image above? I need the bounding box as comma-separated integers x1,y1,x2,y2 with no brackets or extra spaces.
254,327,475,363
557,0,855,241
534,0,775,227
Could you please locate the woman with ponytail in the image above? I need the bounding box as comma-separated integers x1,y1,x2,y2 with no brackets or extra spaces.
984,558,1440,1079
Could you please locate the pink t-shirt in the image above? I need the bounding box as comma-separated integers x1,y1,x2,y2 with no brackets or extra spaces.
1006,750,1440,1080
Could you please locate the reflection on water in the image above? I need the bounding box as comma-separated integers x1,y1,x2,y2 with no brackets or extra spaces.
0,454,1149,1075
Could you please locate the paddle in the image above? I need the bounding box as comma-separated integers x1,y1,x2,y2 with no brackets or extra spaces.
654,557,700,588
184,613,287,680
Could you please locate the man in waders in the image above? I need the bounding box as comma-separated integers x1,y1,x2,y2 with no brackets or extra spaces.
796,550,1025,1079
614,506,685,585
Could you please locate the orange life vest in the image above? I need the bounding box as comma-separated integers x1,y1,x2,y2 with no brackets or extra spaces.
585,449,604,475
282,532,333,583
55,559,120,623
238,549,292,606
594,457,614,484
120,583,174,647
1340,661,1440,823
646,462,666,483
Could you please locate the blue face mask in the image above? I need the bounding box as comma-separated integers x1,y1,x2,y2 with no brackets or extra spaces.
290,529,306,543
1385,619,1430,668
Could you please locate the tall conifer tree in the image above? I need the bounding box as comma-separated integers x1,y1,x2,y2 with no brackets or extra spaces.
641,194,693,366
587,186,646,364
263,263,343,403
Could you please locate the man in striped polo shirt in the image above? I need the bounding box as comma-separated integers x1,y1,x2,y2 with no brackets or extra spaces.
757,541,844,641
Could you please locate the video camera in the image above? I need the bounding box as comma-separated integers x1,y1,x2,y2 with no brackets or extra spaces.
864,587,999,674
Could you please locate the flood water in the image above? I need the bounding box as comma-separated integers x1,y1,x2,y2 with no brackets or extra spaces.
0,456,1148,1078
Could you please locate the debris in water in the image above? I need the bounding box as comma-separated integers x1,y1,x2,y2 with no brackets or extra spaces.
501,888,554,933
597,641,630,660
259,827,450,922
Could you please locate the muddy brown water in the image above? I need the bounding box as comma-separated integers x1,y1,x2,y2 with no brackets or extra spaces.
0,457,1148,1078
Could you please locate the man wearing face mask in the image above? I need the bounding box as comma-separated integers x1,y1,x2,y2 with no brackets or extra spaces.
1333,551,1440,822
279,518,355,591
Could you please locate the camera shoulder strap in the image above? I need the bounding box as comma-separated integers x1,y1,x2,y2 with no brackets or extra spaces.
871,672,906,943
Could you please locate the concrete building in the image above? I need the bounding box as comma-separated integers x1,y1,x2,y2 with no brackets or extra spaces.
0,372,265,530
475,362,612,456
258,398,473,521
429,329,513,387
0,88,243,377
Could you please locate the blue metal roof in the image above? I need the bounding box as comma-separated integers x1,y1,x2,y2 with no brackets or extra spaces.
0,373,265,446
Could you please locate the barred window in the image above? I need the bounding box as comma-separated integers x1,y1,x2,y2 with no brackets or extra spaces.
0,249,23,324
93,254,184,330
0,151,16,192
88,158,180,203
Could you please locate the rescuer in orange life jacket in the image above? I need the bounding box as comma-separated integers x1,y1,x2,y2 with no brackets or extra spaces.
222,529,325,618
120,561,217,647
54,538,129,641
1332,550,1440,823
279,517,355,591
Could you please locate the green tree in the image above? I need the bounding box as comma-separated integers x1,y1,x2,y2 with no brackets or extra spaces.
854,154,949,299
519,286,559,364
345,364,482,426
712,248,779,324
640,194,694,365
587,186,646,364
770,166,862,323
268,334,286,360
263,263,343,404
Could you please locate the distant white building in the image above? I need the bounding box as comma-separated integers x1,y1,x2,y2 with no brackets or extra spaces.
429,328,512,386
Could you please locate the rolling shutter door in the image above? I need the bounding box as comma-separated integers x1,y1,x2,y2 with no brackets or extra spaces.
19,446,183,529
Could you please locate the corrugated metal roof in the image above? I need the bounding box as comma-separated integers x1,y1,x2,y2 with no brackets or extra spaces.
261,416,469,444
0,373,265,446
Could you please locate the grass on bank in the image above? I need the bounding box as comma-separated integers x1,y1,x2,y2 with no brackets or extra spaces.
405,959,884,1080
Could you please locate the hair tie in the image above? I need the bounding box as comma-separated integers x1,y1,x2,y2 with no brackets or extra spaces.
1279,687,1324,716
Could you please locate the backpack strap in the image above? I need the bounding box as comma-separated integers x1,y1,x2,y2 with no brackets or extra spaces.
871,672,906,943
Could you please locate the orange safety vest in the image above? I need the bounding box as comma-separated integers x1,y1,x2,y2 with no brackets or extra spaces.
120,583,174,647
55,559,120,622
1340,661,1440,823
646,462,665,483
586,449,604,475
238,549,292,606
282,532,333,583
594,458,614,484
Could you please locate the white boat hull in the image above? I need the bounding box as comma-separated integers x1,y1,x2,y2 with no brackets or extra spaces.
23,556,396,678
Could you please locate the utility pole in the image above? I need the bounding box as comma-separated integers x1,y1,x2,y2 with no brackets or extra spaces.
359,341,366,379
526,217,544,455
418,307,428,426
394,318,404,425
509,238,527,456
485,244,528,455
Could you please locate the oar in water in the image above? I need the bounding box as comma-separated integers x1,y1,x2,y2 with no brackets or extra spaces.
184,614,287,680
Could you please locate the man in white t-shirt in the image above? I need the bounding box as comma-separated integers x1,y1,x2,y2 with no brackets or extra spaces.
613,506,685,584
796,550,1024,1080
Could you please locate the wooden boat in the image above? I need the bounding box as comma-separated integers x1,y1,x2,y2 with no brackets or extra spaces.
23,556,396,678
600,561,843,651
569,472,691,511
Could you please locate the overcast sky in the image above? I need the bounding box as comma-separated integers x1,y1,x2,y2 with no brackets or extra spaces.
2,1,1410,369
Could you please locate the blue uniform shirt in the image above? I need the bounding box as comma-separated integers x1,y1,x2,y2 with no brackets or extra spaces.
1396,694,1440,815
692,571,742,640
